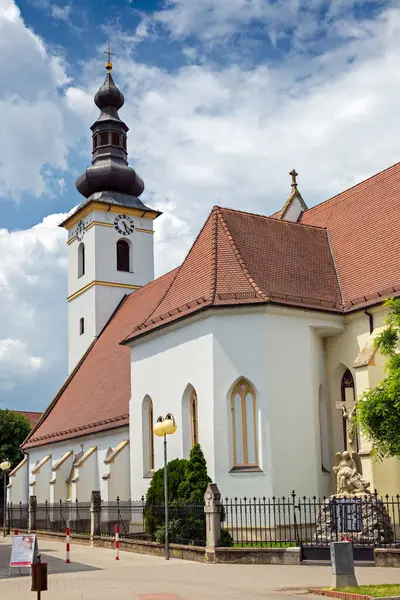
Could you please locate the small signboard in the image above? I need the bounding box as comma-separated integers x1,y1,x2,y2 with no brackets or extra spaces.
332,498,363,533
9,535,38,568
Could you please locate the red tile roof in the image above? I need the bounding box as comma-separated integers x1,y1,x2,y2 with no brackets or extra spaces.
24,162,400,447
15,411,42,429
300,161,400,310
122,207,342,343
23,269,178,448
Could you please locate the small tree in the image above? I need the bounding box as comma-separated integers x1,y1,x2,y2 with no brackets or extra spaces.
144,458,188,535
0,410,31,468
0,410,31,507
177,443,211,502
357,298,400,459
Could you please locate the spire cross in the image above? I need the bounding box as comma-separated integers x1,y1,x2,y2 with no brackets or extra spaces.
104,41,115,72
289,169,298,187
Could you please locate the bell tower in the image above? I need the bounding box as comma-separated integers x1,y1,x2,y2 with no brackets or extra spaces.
60,52,161,372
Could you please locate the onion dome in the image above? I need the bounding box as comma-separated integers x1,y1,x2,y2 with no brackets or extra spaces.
76,58,144,199
94,72,124,111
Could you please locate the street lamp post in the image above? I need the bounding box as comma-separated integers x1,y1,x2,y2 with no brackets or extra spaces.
0,460,11,529
153,413,177,560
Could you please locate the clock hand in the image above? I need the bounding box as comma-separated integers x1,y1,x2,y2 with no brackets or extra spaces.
122,221,129,234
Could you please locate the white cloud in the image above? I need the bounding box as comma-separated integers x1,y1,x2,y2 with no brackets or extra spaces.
0,0,70,200
0,339,44,391
0,212,68,400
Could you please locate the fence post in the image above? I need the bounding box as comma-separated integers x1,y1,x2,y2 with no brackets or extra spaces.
29,495,37,532
204,483,221,563
90,491,101,544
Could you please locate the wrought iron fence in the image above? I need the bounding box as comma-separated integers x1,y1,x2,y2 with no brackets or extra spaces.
145,499,206,546
221,492,400,550
35,500,91,535
100,497,147,539
7,502,29,530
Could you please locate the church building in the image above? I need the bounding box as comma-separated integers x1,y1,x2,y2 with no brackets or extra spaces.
8,58,400,505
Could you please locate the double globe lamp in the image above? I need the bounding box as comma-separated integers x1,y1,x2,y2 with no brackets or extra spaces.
153,413,177,560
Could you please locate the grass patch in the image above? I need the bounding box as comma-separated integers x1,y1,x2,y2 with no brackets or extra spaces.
330,584,400,597
234,541,297,548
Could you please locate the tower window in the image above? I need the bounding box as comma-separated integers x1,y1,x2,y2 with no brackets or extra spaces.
122,137,127,151
93,136,98,151
117,239,130,272
79,318,84,335
99,132,109,146
78,242,85,278
111,132,120,146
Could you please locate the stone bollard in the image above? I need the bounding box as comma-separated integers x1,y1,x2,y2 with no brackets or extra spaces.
90,491,101,544
204,483,222,563
29,495,37,532
330,542,358,588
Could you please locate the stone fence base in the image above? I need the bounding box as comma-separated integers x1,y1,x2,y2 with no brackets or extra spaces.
14,529,300,564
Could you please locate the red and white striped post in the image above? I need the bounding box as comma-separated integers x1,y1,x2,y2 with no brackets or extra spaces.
66,526,71,564
115,524,120,561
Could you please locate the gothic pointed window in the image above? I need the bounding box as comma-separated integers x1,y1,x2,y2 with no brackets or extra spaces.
231,379,258,467
117,239,130,272
78,242,85,277
341,368,357,451
190,389,199,447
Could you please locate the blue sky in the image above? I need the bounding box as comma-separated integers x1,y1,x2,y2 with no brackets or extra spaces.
1,0,400,412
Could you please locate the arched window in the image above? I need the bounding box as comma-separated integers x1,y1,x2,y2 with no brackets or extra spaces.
117,240,130,272
78,242,85,277
231,378,258,467
190,389,199,447
341,368,358,451
142,396,154,475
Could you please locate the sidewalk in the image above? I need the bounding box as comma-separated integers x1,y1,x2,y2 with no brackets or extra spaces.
1,537,400,600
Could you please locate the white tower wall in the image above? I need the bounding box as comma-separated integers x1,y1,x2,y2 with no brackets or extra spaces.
65,206,155,372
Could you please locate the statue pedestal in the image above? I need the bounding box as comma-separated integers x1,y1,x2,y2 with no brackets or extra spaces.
314,495,394,545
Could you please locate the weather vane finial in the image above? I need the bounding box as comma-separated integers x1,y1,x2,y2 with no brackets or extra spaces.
104,41,115,72
289,169,298,187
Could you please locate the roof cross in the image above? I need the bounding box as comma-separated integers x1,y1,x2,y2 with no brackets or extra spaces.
289,169,298,187
104,41,115,72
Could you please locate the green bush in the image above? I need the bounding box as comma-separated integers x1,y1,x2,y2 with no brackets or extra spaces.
144,458,188,535
145,444,218,546
219,528,234,547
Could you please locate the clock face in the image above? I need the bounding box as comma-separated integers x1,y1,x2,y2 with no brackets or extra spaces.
114,214,135,236
76,220,85,241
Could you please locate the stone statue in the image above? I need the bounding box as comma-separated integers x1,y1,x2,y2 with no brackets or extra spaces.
333,451,371,496
341,405,357,445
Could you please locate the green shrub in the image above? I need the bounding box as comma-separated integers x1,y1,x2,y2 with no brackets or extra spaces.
219,528,234,547
144,458,188,535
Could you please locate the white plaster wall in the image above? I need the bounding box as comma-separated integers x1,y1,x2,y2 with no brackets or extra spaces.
130,318,214,500
107,445,130,502
213,309,342,498
68,286,97,372
129,307,344,501
7,461,29,505
67,209,154,372
25,427,130,503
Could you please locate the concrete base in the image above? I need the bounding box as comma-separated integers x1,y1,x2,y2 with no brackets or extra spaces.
332,573,358,588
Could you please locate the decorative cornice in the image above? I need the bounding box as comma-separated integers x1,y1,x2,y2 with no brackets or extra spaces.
67,280,141,302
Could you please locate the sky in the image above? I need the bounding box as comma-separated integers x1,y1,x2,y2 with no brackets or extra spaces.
1,0,400,412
